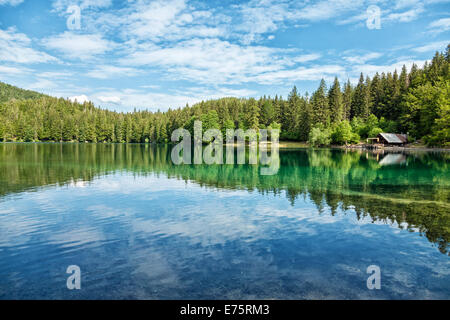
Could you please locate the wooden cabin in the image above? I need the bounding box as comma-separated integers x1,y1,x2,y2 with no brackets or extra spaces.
377,133,408,146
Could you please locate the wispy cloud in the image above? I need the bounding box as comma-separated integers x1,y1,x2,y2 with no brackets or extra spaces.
343,52,383,64
119,38,289,84
294,0,364,22
413,40,449,53
86,65,142,79
0,0,23,6
385,6,424,23
0,65,30,75
42,32,114,60
52,0,112,11
427,17,450,34
0,27,57,64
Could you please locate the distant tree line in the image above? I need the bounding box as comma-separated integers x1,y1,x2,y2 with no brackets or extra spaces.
0,45,448,146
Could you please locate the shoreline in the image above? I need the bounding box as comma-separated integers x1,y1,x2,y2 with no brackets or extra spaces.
337,144,450,153
1,141,449,152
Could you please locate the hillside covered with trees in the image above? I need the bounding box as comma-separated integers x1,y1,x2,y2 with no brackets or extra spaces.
0,45,448,146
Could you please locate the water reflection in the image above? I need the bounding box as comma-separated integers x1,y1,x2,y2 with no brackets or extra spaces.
0,143,449,299
1,143,448,255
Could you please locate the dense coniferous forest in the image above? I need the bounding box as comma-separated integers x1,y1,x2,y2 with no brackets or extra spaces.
0,46,448,146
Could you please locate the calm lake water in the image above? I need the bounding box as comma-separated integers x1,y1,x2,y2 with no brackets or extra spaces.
0,143,449,299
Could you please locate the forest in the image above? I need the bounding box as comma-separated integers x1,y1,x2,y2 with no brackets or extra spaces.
0,45,448,146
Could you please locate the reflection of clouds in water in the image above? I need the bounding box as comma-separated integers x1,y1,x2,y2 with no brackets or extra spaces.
47,226,105,248
67,179,88,188
342,226,376,238
32,192,73,215
1,172,449,299
0,208,17,215
129,249,181,291
0,202,42,247
130,202,260,246
72,173,256,199
255,205,338,225
86,204,134,219
0,214,42,247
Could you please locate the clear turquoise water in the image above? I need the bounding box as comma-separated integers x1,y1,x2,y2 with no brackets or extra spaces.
0,143,449,299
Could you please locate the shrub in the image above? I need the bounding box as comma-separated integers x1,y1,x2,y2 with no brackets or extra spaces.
368,127,383,138
309,125,332,147
331,120,353,145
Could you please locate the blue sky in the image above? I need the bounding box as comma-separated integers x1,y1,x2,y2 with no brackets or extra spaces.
0,0,449,112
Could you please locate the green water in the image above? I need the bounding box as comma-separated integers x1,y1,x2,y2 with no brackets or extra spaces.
0,143,449,299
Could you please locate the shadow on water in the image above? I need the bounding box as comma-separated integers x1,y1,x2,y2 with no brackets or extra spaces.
0,142,449,255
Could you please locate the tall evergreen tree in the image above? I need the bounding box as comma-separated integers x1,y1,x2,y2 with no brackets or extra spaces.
328,77,344,123
342,80,353,120
311,79,329,126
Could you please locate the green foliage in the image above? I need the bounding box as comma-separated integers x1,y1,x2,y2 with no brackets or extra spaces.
351,114,384,139
268,121,281,140
331,120,353,145
402,79,449,142
309,125,332,147
0,81,46,103
368,127,383,138
328,77,344,123
379,117,397,133
222,119,235,140
424,80,450,146
311,79,329,126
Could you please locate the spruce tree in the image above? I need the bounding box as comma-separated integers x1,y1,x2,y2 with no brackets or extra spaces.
328,77,344,123
311,79,329,125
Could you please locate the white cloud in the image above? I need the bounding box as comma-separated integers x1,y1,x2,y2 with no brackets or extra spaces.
252,64,346,84
294,0,364,22
427,18,450,34
350,59,427,79
52,0,112,11
27,79,58,90
42,32,114,59
236,0,291,43
0,65,30,75
0,28,57,64
344,52,383,64
97,96,121,104
121,0,192,41
0,0,23,6
292,53,322,63
91,86,257,110
385,6,424,23
86,65,141,79
338,1,436,26
413,40,449,53
93,90,203,111
69,94,90,103
120,38,285,84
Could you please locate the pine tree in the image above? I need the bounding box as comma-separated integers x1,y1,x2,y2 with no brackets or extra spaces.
342,80,352,120
311,79,329,125
351,73,370,119
328,77,344,123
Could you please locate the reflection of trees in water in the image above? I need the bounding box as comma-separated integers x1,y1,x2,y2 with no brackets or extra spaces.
0,143,449,254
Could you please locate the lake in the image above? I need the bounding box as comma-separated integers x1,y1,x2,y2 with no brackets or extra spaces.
0,143,449,299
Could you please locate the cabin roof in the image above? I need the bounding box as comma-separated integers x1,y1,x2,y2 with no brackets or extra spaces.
378,133,404,144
